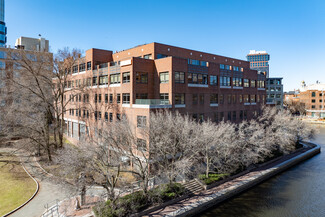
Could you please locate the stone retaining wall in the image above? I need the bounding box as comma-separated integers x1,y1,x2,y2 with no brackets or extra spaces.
165,142,321,217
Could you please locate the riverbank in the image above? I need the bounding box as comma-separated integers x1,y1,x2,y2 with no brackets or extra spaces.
145,142,321,217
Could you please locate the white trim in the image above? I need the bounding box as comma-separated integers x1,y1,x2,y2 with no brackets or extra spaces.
65,88,72,91
258,88,266,90
91,86,97,89
63,118,86,124
266,102,275,105
251,103,257,105
122,104,131,108
79,71,86,75
233,86,243,89
132,104,172,109
110,83,121,87
99,84,109,88
175,104,186,108
188,84,209,88
306,110,325,113
220,86,231,89
244,103,251,105
210,103,219,107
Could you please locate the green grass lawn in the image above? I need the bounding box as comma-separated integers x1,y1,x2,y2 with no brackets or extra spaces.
0,153,37,216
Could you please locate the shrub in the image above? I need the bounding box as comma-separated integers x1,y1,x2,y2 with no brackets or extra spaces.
93,183,186,217
199,173,228,185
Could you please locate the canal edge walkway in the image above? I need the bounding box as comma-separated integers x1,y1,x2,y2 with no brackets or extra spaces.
145,142,321,217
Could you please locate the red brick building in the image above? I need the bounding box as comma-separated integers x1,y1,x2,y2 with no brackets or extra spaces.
61,42,266,141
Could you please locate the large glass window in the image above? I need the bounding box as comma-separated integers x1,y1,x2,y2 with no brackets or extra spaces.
188,73,208,84
122,72,130,83
122,93,130,104
79,63,85,72
175,72,185,84
160,72,169,83
175,93,185,104
110,74,120,84
244,79,249,87
136,72,148,84
87,61,91,70
99,75,108,85
137,116,147,128
73,65,78,74
220,76,231,86
233,78,242,87
210,75,217,86
210,94,218,103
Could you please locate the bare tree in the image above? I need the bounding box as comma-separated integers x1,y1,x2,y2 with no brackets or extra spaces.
3,48,54,160
52,48,82,149
146,110,199,184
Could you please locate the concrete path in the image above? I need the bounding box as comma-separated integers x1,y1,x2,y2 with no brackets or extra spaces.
0,147,76,217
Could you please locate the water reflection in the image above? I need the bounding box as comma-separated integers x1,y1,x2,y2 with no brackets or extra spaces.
199,125,325,217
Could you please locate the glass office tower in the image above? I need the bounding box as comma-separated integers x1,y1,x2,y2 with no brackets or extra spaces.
0,0,6,47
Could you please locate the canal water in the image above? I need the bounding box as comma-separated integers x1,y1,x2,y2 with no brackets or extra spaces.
199,124,325,217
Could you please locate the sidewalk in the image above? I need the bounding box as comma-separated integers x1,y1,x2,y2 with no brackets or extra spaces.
0,147,75,217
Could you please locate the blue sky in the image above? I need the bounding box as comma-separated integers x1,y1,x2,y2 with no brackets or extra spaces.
5,0,325,91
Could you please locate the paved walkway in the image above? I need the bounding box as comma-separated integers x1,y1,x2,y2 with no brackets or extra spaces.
0,147,75,217
144,146,312,216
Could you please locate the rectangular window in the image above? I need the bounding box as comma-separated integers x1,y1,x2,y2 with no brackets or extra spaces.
251,80,256,88
210,94,218,104
79,63,85,72
175,93,185,104
73,65,78,74
105,94,108,103
122,72,130,83
110,74,121,84
188,73,208,84
137,116,147,128
251,95,256,103
210,75,218,86
87,61,91,70
175,72,185,84
160,93,169,101
257,80,265,88
123,93,130,104
220,112,224,121
233,111,236,121
232,95,236,104
199,94,204,105
244,79,249,87
94,94,97,103
136,72,148,84
160,72,169,83
244,95,249,103
98,111,101,120
233,78,242,87
312,99,316,103
137,139,147,151
143,54,152,59
228,95,232,104
220,76,231,86
93,77,98,86
193,94,198,105
136,93,148,99
219,94,224,104
220,64,225,69
98,94,102,103
117,94,121,103
109,113,113,122
99,75,108,85
188,59,200,65
110,94,113,103
105,112,108,121
312,92,316,97
228,111,231,121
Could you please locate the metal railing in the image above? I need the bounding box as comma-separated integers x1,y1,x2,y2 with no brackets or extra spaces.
135,99,170,105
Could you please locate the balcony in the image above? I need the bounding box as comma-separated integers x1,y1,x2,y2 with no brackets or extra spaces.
133,99,171,109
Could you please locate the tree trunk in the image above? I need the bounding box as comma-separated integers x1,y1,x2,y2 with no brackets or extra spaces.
80,185,86,206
